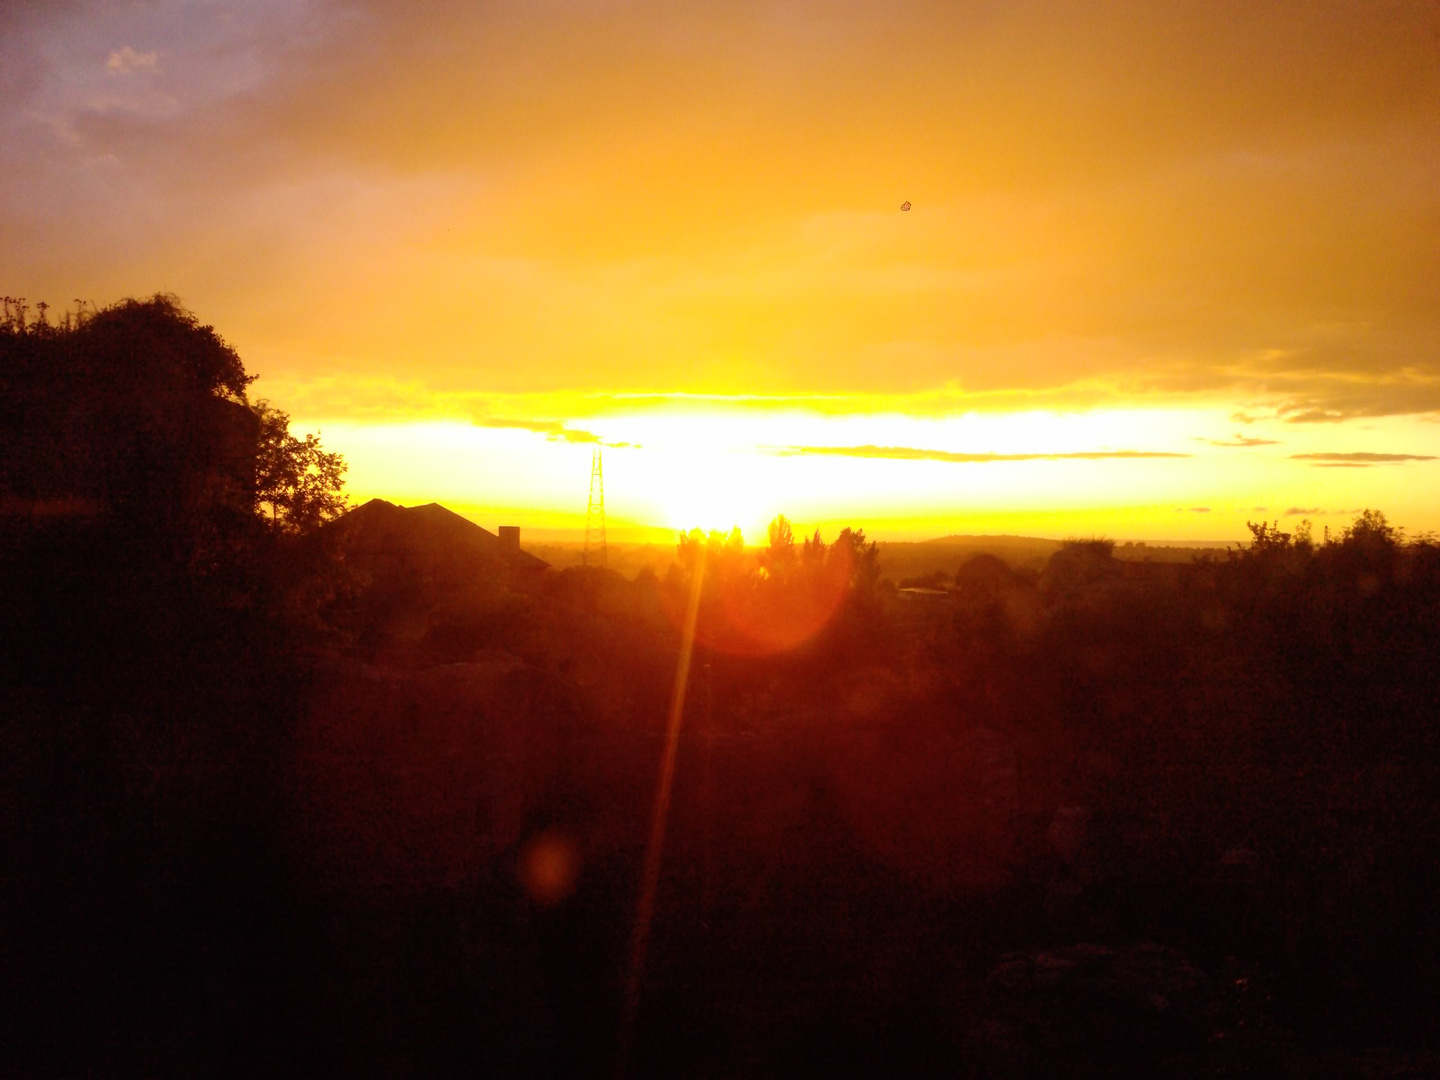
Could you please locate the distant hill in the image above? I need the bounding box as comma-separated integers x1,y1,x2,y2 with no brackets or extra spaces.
879,537,1061,580
922,533,1236,549
879,533,1235,584
921,533,1064,547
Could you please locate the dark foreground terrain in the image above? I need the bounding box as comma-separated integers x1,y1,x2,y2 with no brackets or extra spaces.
6,301,1440,1076
8,507,1440,1078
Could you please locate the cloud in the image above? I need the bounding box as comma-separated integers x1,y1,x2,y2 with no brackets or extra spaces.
1283,409,1347,424
105,46,158,75
1174,506,1211,513
1198,433,1279,447
1225,372,1440,427
473,417,600,443
1272,376,1440,424
780,445,1190,463
1285,507,1324,516
1290,452,1437,463
472,416,634,447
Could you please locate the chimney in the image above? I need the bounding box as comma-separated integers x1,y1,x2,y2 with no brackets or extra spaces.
498,525,520,554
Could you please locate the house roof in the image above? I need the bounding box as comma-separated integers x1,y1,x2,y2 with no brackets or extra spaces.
330,499,549,573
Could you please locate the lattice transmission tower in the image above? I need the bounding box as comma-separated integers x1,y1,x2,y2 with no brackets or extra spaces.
583,448,607,568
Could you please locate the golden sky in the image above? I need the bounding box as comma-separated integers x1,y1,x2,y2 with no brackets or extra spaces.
4,0,1439,540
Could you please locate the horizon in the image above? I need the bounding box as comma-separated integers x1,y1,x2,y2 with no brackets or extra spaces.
363,497,1260,549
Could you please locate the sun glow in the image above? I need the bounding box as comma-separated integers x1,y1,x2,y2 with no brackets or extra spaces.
299,404,1440,543
643,452,780,536
6,0,1440,543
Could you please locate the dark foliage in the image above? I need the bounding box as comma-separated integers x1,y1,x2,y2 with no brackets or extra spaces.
2,296,350,1073
253,400,349,533
1,293,345,542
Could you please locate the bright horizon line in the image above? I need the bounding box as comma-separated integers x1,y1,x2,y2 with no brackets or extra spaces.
348,498,1318,550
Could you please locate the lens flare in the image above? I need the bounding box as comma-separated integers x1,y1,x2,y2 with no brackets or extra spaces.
517,829,580,907
660,541,857,656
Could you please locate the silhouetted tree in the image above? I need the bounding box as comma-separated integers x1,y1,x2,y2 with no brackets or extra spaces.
1341,508,1398,551
828,526,880,597
759,514,797,579
676,525,744,577
83,293,255,402
1293,518,1315,552
1,293,259,520
253,401,348,533
1245,519,1293,553
800,527,827,571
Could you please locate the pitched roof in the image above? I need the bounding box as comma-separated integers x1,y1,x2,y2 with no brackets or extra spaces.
331,499,549,573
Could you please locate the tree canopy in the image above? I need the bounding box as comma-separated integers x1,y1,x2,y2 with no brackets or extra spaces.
2,293,345,535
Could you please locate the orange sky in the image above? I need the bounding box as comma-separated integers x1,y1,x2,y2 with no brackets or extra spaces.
4,0,1439,540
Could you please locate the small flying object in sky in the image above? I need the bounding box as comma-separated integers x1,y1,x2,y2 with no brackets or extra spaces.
900,201,911,211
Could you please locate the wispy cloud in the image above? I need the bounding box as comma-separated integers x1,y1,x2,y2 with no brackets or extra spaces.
472,416,633,447
106,46,158,75
1284,409,1348,424
1198,433,1279,447
779,445,1190,463
1285,507,1324,516
1174,506,1211,513
1290,452,1437,464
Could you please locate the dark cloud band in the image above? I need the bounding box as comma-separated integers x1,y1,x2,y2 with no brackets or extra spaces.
1290,452,1436,463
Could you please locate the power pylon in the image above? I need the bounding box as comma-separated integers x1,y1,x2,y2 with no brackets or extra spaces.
583,448,607,568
